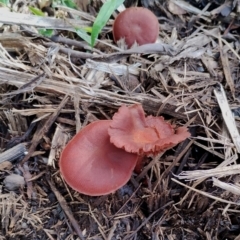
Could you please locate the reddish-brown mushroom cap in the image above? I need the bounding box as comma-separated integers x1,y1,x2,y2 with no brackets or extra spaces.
108,104,190,155
60,120,138,196
113,7,159,48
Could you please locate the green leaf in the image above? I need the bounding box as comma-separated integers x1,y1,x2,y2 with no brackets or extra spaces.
29,6,45,16
38,29,54,37
75,28,91,45
84,27,93,33
61,0,77,9
91,0,124,47
0,0,9,6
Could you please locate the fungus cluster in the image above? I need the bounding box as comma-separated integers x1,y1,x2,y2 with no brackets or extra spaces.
113,7,159,48
60,104,190,196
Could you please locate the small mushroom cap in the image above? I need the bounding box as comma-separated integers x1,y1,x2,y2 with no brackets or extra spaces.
60,120,138,196
113,7,159,48
108,104,190,155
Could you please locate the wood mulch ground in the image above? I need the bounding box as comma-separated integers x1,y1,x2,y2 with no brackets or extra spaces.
1,0,240,239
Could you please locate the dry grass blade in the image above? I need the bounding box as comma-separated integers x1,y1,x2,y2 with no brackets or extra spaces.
176,153,239,207
85,59,140,75
212,177,240,196
0,66,197,122
219,35,235,98
0,11,91,31
176,164,240,181
193,141,225,159
172,178,240,206
214,84,240,153
170,0,211,16
1,73,46,96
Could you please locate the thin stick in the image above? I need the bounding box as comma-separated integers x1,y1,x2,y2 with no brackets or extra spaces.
47,179,85,240
20,95,69,165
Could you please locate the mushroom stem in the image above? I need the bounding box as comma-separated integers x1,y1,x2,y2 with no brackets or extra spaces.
134,156,145,174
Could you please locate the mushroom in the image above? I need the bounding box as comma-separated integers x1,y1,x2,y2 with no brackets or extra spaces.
60,105,190,196
59,120,138,196
113,7,159,48
108,104,190,155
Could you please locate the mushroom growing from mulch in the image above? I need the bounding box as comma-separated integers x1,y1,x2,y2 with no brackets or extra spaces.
108,104,190,155
60,104,190,196
59,120,138,196
113,7,159,48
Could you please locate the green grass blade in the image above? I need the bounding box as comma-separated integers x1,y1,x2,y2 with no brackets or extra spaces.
75,28,92,45
61,0,77,9
29,6,45,16
91,0,124,47
0,0,9,6
38,29,54,37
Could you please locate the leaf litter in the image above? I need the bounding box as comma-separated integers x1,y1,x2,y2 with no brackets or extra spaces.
1,0,240,239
